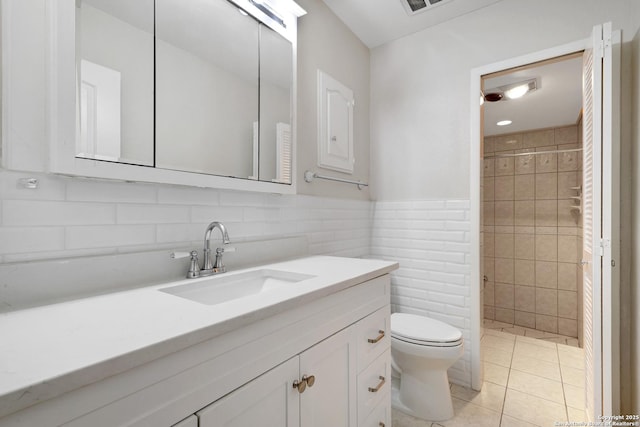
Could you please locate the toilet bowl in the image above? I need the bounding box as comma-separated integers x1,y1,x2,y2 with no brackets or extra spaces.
390,313,463,421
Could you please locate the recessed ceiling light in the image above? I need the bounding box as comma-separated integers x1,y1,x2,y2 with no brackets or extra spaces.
497,120,512,126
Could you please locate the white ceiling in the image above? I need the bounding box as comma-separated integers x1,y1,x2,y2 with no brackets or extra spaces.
321,0,503,48
483,56,583,136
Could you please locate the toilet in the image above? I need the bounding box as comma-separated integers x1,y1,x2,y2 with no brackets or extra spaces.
390,313,464,421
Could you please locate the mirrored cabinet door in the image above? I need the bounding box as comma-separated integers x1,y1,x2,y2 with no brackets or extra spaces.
74,0,298,188
155,0,259,179
76,0,155,166
259,25,293,184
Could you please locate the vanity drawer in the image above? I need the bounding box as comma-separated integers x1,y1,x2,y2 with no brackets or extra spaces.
356,306,390,371
357,349,390,422
359,391,390,427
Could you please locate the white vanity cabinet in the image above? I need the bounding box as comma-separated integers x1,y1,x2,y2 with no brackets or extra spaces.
195,307,389,427
0,266,394,427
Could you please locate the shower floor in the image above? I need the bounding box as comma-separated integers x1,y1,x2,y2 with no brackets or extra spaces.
484,319,580,348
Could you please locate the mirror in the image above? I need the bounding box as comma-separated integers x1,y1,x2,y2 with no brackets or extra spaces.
76,0,155,166
75,0,294,184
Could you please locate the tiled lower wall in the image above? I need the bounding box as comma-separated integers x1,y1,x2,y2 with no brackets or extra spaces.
370,199,472,387
0,170,372,263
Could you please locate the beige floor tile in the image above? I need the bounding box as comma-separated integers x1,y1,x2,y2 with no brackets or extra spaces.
444,398,501,427
484,320,515,329
483,335,516,353
451,382,506,413
513,341,559,364
563,383,585,410
484,345,513,368
485,329,516,341
507,370,565,403
500,415,540,427
511,354,561,381
560,365,585,388
567,407,587,423
501,327,527,336
391,400,502,427
484,361,510,386
392,408,431,427
515,334,557,349
503,389,567,426
558,346,584,369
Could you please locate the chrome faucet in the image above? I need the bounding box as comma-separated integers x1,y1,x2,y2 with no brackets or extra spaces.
202,221,231,275
170,221,233,278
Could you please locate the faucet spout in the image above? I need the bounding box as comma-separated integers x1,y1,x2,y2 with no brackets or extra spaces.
203,222,230,272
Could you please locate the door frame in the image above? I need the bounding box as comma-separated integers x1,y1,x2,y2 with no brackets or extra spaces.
469,38,588,391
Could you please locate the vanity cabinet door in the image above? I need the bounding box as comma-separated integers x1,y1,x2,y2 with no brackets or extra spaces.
196,357,300,427
299,326,357,427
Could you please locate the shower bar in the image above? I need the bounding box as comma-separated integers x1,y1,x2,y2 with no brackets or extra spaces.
484,147,583,159
304,170,369,190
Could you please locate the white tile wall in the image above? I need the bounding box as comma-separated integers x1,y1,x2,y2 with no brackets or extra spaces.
0,170,372,262
370,199,472,387
1,170,474,386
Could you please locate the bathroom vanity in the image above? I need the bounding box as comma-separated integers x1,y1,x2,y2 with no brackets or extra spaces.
0,256,398,426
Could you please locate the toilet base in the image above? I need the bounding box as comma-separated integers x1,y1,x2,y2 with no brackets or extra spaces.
391,369,454,422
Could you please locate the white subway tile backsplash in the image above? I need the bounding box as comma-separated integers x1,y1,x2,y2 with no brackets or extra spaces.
117,204,190,224
3,200,116,226
371,199,472,387
66,225,157,249
0,227,65,254
66,179,157,203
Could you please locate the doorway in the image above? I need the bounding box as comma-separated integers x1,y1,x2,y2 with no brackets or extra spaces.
480,53,584,346
469,23,621,420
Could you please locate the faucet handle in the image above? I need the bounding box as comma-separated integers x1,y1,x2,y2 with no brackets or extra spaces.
170,251,192,259
171,250,201,279
216,246,236,254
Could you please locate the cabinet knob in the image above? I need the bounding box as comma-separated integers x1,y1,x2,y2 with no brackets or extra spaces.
293,374,316,393
367,330,385,344
368,376,386,393
293,378,307,393
304,374,316,388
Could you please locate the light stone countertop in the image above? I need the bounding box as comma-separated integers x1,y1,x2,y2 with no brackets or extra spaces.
0,255,398,419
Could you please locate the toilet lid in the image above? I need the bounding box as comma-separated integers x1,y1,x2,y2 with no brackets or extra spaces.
391,313,463,345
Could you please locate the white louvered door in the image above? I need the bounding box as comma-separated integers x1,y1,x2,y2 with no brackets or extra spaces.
582,23,620,420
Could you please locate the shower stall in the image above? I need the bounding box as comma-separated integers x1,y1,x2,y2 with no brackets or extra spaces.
481,124,583,345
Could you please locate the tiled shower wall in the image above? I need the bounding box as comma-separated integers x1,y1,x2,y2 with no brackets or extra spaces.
482,124,583,338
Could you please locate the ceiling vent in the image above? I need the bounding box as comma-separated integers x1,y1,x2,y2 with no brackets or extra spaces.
400,0,448,15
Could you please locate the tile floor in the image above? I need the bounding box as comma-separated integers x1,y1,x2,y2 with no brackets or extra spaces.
392,329,586,427
484,319,580,348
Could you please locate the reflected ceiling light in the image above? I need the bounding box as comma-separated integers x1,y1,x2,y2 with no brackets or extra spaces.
497,120,512,126
504,83,529,99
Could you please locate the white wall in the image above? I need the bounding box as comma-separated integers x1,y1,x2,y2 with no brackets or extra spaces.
369,0,640,400
370,0,638,201
295,0,371,200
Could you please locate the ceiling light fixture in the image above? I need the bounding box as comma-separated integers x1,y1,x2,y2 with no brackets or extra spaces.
484,78,538,102
497,120,512,126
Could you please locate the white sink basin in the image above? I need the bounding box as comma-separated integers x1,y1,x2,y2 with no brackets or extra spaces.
159,269,315,305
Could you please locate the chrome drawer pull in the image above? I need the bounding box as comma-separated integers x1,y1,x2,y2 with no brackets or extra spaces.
368,376,386,393
367,330,385,344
